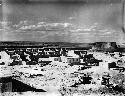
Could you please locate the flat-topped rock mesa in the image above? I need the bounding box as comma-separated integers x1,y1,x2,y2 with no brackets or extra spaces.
91,42,119,51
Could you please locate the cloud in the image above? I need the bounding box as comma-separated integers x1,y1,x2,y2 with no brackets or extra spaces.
3,20,121,42
10,20,117,36
13,21,73,31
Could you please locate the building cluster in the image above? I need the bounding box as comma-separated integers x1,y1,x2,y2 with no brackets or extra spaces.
0,47,125,73
0,47,101,66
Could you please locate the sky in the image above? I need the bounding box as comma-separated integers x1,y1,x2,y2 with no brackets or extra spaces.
2,0,123,3
0,0,125,43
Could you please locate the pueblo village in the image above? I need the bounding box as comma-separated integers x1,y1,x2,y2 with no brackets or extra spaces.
0,42,125,96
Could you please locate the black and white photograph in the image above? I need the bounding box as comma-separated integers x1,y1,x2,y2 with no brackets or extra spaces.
0,0,125,96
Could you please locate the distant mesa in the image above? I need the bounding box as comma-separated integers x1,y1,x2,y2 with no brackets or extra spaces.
91,42,118,52
0,41,124,52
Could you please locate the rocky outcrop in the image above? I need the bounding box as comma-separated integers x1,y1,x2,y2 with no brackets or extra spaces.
0,76,46,93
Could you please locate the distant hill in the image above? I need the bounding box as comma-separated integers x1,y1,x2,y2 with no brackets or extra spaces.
0,41,124,51
0,41,90,48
